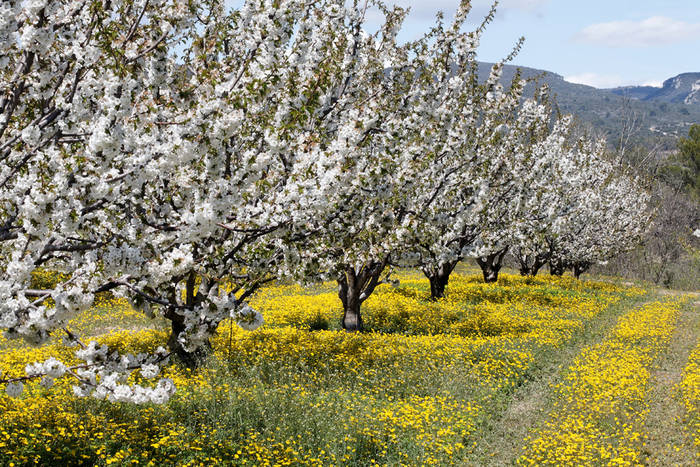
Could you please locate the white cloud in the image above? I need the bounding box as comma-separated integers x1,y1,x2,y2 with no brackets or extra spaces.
564,73,628,89
564,74,667,89
575,16,700,47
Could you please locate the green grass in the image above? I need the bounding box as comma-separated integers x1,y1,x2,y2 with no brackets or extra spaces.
0,271,657,465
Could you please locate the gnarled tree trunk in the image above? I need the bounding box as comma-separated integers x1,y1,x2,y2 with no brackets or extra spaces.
423,260,458,300
337,259,389,332
518,253,548,277
549,257,567,276
166,308,210,368
476,247,509,283
165,272,210,368
572,261,592,280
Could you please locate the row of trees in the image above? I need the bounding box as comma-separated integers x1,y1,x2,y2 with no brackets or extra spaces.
600,122,699,289
0,0,650,401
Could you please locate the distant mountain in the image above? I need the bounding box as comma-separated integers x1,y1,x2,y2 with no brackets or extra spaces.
477,63,700,151
610,73,700,105
609,85,662,101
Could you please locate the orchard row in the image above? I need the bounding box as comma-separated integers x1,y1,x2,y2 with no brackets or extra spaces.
0,0,648,401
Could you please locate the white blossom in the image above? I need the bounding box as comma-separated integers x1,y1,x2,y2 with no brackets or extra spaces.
233,305,264,331
140,363,160,380
5,381,23,398
0,0,652,403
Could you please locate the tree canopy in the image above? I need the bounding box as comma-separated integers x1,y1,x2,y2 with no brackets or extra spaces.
0,0,652,402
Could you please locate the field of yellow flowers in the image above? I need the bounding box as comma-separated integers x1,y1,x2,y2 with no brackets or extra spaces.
1,270,697,465
519,297,689,465
681,338,700,456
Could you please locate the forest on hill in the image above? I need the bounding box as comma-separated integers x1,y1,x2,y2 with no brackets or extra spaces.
474,62,699,289
477,62,700,152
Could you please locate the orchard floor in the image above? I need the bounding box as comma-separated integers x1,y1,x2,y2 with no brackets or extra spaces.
1,270,699,466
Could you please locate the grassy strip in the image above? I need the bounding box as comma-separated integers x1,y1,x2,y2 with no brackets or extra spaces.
518,297,688,466
640,297,699,465
463,292,651,465
680,303,700,460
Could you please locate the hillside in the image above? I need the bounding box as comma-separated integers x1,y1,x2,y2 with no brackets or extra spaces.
611,73,700,105
478,62,700,151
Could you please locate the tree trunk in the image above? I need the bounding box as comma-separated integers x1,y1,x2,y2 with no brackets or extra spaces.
423,261,457,300
519,254,547,277
478,259,499,283
337,259,388,332
549,257,566,276
428,273,448,299
572,262,592,280
476,247,509,283
339,287,363,331
165,272,210,368
166,309,210,368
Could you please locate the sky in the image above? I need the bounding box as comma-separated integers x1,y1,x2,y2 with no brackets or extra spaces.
362,0,700,89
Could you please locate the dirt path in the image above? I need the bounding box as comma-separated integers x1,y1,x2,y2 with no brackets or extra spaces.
642,294,700,466
461,295,652,466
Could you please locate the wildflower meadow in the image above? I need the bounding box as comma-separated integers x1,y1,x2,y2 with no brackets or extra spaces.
2,269,698,465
